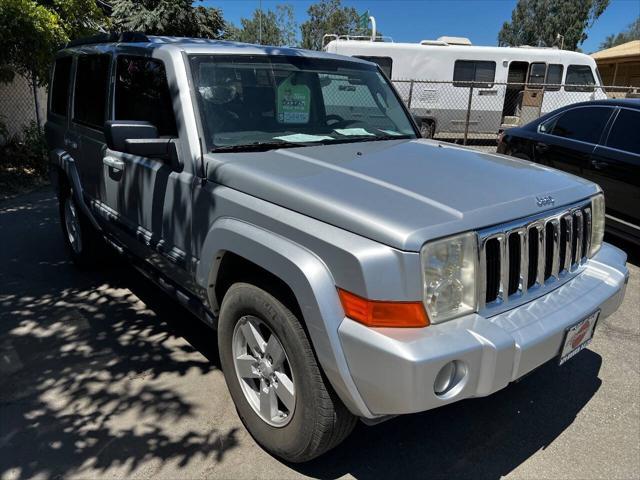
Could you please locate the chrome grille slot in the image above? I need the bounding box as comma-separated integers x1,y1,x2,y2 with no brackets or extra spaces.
478,200,593,315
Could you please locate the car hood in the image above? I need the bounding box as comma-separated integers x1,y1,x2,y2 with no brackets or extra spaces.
206,139,598,251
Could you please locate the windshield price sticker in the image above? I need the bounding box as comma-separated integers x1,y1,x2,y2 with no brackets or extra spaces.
277,76,311,124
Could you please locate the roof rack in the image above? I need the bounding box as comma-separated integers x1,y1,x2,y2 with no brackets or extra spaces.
65,31,149,48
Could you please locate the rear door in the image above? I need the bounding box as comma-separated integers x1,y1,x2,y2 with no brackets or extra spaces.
70,53,111,201
534,105,615,176
589,107,640,227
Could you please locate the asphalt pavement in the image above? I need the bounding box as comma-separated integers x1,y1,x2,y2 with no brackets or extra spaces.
1,187,638,480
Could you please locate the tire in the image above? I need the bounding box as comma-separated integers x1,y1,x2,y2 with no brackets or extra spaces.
218,283,357,462
58,184,105,268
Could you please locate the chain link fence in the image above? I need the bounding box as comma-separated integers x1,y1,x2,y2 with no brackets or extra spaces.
393,80,640,145
0,75,47,143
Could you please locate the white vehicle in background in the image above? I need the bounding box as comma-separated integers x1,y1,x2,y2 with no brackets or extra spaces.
324,33,606,138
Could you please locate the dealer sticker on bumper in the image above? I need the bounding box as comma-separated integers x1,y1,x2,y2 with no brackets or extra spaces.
559,310,600,366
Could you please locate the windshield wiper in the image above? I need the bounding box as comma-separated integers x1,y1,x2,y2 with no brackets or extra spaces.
211,140,306,153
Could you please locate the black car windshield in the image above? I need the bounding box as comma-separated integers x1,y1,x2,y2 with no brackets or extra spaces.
188,54,417,151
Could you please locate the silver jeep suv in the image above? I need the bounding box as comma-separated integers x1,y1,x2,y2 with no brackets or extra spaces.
45,33,629,462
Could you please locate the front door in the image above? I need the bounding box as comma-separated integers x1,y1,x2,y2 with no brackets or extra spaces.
99,54,192,284
534,106,614,176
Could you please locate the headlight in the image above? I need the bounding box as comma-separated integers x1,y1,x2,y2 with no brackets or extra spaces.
589,193,605,257
421,232,478,323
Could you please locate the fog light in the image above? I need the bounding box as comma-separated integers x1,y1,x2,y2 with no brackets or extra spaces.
434,360,467,396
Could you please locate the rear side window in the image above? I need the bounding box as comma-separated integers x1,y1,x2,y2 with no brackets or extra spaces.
546,64,563,91
549,107,612,144
50,57,72,116
354,56,393,78
453,60,496,88
606,109,640,155
73,54,110,129
565,65,596,92
114,56,177,136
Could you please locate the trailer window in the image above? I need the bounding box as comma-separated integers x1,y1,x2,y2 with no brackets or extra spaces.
354,56,393,78
453,60,496,88
545,64,563,91
565,65,596,92
528,63,546,87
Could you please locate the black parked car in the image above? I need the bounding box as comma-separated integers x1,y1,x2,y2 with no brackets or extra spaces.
497,99,640,244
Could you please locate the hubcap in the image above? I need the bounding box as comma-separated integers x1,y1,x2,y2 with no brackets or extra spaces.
64,196,82,254
232,316,295,427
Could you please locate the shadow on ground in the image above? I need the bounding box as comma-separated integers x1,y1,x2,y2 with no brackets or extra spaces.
0,187,618,479
0,189,239,479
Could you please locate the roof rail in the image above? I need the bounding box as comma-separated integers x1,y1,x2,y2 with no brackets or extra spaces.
65,31,149,48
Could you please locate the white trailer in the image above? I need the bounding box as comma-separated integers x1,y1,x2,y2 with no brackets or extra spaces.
324,35,606,137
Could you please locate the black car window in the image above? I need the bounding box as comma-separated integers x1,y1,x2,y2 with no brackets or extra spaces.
606,108,640,155
548,107,613,144
453,60,496,87
51,56,72,117
114,56,177,137
354,56,393,78
565,65,596,92
73,54,110,129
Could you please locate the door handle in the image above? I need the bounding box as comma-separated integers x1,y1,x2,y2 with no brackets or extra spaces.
103,156,125,171
591,159,609,170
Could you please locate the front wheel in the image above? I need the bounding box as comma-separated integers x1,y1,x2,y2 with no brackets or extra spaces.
218,283,357,462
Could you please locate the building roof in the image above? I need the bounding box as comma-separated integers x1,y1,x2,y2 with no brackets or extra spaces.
591,40,640,61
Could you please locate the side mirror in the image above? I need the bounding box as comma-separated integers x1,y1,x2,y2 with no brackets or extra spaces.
104,120,181,170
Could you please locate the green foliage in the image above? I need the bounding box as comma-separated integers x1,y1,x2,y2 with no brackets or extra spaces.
0,0,66,85
111,0,227,38
301,0,371,50
498,0,610,51
229,4,298,46
599,17,640,50
0,121,48,177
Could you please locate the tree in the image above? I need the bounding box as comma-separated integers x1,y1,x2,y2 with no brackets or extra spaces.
301,0,371,51
498,0,610,51
111,0,227,38
228,4,298,46
599,17,640,50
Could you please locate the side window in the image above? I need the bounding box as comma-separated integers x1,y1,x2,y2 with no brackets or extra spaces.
549,107,612,144
528,62,546,87
50,56,72,117
114,56,177,137
545,64,563,91
606,109,640,155
565,65,596,92
354,56,393,78
453,60,496,88
73,54,110,129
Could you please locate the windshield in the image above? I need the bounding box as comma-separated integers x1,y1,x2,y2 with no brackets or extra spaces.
188,54,417,152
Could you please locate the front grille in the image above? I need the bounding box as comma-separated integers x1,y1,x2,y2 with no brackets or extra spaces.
479,200,592,313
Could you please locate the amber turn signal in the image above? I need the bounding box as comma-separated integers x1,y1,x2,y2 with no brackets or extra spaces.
337,289,430,328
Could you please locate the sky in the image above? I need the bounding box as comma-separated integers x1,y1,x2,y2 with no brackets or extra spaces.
202,0,640,53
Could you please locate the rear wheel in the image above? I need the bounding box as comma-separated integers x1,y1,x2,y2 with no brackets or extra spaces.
218,282,357,462
59,185,105,268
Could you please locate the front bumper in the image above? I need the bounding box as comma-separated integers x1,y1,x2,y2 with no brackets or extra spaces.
338,243,628,416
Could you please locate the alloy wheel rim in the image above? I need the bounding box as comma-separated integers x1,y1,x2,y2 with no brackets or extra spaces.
232,315,295,427
64,197,82,254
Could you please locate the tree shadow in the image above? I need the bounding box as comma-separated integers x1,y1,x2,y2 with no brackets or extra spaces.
0,189,239,479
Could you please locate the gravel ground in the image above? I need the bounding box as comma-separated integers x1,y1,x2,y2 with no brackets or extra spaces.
1,187,638,480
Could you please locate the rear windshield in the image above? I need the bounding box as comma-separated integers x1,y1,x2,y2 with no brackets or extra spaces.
188,55,416,152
